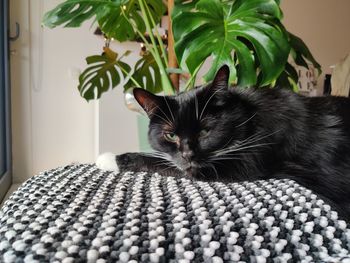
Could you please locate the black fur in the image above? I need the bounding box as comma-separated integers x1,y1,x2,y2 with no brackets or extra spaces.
117,66,350,220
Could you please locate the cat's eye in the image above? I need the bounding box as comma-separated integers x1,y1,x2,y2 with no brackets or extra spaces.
164,132,178,143
199,129,209,138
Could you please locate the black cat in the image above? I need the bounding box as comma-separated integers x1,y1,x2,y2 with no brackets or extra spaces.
97,65,350,220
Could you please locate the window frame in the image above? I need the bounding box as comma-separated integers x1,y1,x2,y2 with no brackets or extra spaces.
0,0,12,203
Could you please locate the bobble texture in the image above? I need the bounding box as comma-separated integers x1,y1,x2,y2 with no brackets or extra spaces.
1,164,350,262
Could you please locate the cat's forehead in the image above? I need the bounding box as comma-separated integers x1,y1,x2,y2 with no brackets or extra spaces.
169,89,211,129
173,90,201,115
153,87,220,129
174,88,206,108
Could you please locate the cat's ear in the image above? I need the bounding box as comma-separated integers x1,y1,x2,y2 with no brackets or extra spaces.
133,88,161,117
212,65,230,90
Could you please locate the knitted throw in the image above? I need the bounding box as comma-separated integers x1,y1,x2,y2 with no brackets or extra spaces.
1,164,350,262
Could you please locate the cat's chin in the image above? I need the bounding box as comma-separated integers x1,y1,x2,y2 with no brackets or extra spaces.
183,161,200,177
184,167,199,178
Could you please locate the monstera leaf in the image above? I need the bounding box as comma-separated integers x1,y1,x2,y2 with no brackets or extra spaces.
42,0,166,42
275,62,299,91
289,32,321,74
275,31,322,90
78,48,131,101
172,0,291,87
125,51,162,94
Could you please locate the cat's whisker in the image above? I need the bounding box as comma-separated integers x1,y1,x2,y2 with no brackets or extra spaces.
243,129,282,145
242,129,280,144
209,160,226,167
208,163,219,181
154,157,179,168
215,136,235,153
208,151,260,163
153,113,173,128
219,130,264,151
154,160,171,165
163,97,175,122
209,144,260,160
149,105,174,128
217,150,260,157
138,151,182,172
155,159,178,168
223,142,274,153
216,132,263,154
213,140,265,155
209,157,243,162
233,131,268,147
157,160,177,167
167,163,180,170
199,87,225,120
158,165,177,174
213,130,281,156
209,151,244,158
214,142,275,157
199,170,208,180
235,112,257,128
194,92,199,120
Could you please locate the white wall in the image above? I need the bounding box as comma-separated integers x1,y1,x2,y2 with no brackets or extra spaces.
98,42,141,155
281,0,350,91
10,0,98,182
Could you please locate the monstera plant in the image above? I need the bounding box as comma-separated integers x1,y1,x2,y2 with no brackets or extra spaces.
43,0,321,101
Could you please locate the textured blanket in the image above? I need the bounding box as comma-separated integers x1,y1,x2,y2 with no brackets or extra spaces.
1,164,350,262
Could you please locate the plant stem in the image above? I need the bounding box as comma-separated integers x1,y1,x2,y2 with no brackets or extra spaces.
120,8,155,88
120,8,154,59
185,61,204,90
117,62,142,88
143,0,168,68
167,0,180,92
138,0,174,95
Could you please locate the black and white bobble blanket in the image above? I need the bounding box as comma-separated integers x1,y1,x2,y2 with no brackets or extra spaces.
1,164,350,263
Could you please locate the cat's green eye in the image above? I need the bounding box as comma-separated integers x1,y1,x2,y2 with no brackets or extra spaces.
199,129,209,138
164,132,178,143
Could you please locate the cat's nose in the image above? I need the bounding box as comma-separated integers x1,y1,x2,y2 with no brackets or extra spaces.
182,150,194,161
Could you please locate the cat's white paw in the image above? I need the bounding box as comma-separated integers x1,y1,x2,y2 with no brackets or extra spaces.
96,152,119,172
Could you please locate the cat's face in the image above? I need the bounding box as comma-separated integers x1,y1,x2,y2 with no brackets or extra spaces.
134,66,255,179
